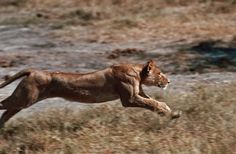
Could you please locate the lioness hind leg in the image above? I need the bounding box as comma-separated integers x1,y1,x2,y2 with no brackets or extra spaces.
0,109,21,128
0,79,41,127
6,76,40,109
0,93,39,128
0,96,14,110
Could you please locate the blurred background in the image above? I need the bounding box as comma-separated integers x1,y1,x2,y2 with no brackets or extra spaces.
0,0,236,153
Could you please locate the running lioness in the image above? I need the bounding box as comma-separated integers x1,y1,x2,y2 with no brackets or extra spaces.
0,60,180,127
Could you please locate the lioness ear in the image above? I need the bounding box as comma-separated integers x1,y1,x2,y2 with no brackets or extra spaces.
143,60,155,74
147,60,155,72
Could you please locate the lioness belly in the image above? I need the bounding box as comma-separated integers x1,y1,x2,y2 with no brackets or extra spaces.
62,88,119,103
48,84,119,103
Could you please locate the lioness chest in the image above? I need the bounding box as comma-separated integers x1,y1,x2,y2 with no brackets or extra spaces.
46,68,119,103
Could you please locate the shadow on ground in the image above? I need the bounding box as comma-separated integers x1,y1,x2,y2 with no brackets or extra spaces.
190,40,236,68
145,39,236,74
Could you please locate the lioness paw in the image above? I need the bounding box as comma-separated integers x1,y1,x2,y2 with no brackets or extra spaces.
171,110,182,119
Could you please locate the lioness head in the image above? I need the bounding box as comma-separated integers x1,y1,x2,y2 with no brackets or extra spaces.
141,60,170,89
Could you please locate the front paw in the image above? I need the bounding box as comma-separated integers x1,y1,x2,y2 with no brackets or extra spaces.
171,110,182,119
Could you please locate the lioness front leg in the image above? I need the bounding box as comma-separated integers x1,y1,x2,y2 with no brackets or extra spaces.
122,95,180,119
134,96,181,119
118,82,180,119
124,95,172,116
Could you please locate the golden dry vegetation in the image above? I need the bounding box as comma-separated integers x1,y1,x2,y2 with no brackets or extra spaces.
0,83,236,153
0,0,236,43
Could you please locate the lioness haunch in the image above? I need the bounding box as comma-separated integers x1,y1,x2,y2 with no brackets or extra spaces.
0,60,181,128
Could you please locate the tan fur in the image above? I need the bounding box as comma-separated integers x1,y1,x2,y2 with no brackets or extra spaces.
0,60,180,127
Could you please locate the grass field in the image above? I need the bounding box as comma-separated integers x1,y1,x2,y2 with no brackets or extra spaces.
0,0,236,43
0,83,235,153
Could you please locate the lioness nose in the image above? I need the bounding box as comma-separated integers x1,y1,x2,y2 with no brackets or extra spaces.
168,81,170,83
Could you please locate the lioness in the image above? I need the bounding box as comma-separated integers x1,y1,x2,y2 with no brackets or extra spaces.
0,60,180,128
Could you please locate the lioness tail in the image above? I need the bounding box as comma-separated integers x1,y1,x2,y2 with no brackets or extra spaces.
0,69,32,88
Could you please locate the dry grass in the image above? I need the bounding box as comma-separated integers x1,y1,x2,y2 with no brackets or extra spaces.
0,83,235,153
0,0,236,43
